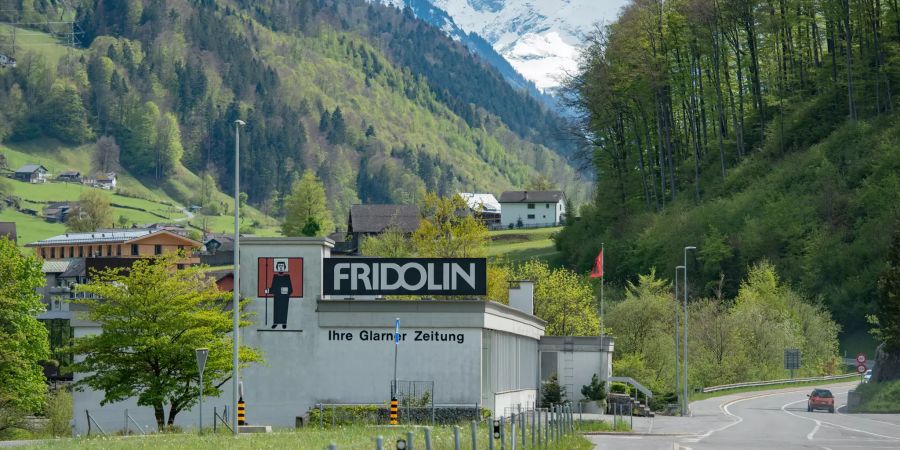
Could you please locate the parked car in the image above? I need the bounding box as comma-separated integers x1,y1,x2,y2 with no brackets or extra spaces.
863,369,872,383
807,388,835,413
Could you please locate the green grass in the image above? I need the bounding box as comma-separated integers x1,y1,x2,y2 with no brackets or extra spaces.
487,226,563,265
0,23,80,65
20,423,592,449
575,419,631,432
0,207,65,246
855,379,900,413
689,375,861,403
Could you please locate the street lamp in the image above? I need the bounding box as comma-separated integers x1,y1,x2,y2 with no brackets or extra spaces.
682,246,696,417
232,119,245,435
674,265,685,414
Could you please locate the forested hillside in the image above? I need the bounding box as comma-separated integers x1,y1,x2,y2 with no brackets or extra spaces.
0,0,588,228
556,0,900,334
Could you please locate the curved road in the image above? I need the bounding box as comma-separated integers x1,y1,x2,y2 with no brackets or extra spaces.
589,382,900,450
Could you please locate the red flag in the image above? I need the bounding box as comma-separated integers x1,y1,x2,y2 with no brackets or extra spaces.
590,249,604,278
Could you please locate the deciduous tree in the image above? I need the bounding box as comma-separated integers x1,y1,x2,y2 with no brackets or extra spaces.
66,190,113,232
69,255,263,430
282,170,333,237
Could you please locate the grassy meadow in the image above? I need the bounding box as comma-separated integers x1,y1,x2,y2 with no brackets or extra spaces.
486,227,563,266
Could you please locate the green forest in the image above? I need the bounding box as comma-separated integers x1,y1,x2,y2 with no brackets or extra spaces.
556,0,900,338
0,0,589,229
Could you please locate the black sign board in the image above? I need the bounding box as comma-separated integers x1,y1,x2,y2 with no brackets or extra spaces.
323,258,487,296
784,349,801,370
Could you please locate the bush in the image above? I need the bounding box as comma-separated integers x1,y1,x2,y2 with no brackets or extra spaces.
580,374,606,402
541,373,566,406
41,389,72,437
610,382,631,395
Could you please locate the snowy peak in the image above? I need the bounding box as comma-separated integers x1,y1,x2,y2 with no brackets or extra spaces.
430,0,626,90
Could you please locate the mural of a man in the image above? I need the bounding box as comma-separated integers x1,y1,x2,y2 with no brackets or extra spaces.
267,258,293,329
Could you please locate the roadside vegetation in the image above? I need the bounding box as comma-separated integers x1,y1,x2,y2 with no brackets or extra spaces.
854,380,900,413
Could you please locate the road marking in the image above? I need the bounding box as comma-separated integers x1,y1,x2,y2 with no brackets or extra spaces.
779,391,900,442
780,398,822,440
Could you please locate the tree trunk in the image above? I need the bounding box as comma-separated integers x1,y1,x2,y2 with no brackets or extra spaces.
154,404,166,430
843,0,857,119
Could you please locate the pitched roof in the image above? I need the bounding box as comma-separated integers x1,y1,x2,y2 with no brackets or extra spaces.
60,258,86,278
498,190,565,203
59,170,81,176
459,193,501,213
15,164,48,174
348,204,420,233
42,259,74,274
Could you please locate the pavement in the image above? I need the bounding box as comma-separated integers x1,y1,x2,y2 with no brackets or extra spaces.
588,381,900,450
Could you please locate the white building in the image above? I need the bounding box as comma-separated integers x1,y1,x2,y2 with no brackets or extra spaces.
498,191,566,229
70,238,612,434
459,193,501,225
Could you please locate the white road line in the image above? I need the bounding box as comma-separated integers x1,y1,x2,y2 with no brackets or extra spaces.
780,399,821,440
779,391,900,442
695,389,810,441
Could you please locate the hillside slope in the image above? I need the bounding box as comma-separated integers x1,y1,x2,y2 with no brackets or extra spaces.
0,0,590,238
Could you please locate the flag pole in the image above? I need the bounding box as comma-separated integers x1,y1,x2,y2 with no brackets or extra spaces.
600,242,606,391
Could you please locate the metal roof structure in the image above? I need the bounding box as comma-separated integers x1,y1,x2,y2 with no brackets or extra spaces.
15,164,48,174
26,229,200,247
42,259,74,274
498,190,565,203
459,193,501,213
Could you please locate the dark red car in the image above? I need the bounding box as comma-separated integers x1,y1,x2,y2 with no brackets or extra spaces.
807,389,835,413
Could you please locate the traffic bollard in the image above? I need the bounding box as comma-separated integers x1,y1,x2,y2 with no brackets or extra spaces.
377,435,384,450
424,427,433,450
329,444,337,450
454,425,461,450
408,431,415,450
471,420,477,450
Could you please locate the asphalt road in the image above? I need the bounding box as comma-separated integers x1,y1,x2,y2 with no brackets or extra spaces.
588,382,900,450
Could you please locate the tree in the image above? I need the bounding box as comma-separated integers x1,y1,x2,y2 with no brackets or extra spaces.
513,260,598,336
154,113,183,180
541,373,566,406
66,190,113,232
0,237,50,430
412,193,488,258
68,255,263,430
526,175,556,191
581,374,607,403
875,224,900,352
301,216,321,237
41,81,94,144
282,170,333,237
327,107,347,145
360,226,414,257
92,136,121,174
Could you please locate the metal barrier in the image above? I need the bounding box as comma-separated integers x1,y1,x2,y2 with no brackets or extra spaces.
700,373,860,393
85,410,107,437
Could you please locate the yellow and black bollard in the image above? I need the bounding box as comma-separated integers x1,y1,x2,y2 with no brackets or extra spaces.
237,396,246,426
389,397,399,425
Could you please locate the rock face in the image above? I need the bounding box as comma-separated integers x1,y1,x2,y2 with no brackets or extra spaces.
872,343,900,382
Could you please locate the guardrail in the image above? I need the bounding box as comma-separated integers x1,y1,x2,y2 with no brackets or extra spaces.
700,373,860,393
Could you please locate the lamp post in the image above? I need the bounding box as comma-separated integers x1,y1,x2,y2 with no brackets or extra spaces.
232,119,245,435
675,265,684,414
682,246,696,417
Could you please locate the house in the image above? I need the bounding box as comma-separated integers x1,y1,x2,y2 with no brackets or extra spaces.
96,172,117,189
26,228,202,265
14,164,48,183
0,53,15,68
42,201,77,223
498,190,566,229
459,193,502,226
0,222,16,244
57,170,82,182
201,233,236,266
347,204,420,253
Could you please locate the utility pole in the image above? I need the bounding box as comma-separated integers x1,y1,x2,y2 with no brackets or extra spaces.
675,265,684,414
231,119,245,435
682,246,696,417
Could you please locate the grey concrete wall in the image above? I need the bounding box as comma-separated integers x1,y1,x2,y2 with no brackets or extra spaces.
71,238,547,433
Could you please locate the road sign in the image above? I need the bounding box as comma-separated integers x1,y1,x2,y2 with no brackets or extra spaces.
857,364,867,374
856,353,867,364
195,348,209,434
784,349,801,370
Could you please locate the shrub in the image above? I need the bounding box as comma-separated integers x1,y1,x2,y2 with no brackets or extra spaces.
41,388,72,437
580,374,606,402
541,373,566,406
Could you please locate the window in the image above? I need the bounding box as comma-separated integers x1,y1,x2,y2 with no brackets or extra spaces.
78,246,83,257
527,203,535,209
69,246,74,258
116,245,122,256
41,248,46,259
107,245,112,256
50,248,55,258
546,204,550,208
177,264,185,270
154,245,162,255
131,244,139,255
527,214,535,220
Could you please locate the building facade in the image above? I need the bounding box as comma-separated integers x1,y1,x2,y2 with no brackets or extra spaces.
69,238,612,434
27,229,201,264
498,191,566,228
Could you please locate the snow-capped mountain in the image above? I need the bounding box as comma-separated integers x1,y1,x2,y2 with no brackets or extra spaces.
431,0,626,91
